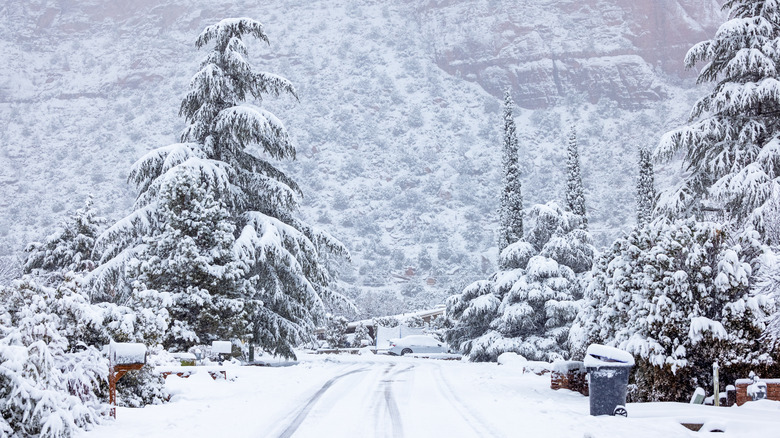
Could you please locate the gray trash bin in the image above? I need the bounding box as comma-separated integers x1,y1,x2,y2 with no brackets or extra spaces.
584,344,635,416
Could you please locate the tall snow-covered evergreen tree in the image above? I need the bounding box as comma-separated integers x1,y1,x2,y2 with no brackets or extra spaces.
498,89,524,264
565,126,587,229
91,18,347,359
656,0,780,242
636,147,657,229
24,196,104,283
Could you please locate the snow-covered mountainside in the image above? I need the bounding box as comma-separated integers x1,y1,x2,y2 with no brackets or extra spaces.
0,0,724,311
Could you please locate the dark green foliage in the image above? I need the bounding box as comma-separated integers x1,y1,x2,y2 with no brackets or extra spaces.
565,126,587,229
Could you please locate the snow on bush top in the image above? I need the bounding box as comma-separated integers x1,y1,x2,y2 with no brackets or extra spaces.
688,317,728,344
584,344,634,368
110,341,147,365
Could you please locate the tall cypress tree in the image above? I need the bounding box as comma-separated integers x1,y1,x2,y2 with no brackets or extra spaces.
91,18,347,358
565,126,587,229
498,89,523,266
636,147,657,229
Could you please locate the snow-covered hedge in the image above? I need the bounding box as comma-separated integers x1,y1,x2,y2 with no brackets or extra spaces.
571,218,778,401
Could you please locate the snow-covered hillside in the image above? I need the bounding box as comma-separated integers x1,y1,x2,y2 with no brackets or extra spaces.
0,0,724,313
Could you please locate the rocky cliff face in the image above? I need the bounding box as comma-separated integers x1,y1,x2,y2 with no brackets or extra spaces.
417,0,724,108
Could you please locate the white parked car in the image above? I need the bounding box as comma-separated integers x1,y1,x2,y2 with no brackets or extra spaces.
387,335,449,356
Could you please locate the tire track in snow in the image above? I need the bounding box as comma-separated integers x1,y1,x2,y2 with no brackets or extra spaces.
432,364,503,437
276,366,369,438
381,364,414,438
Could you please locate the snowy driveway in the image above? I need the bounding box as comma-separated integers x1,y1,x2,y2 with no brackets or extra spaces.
80,353,780,438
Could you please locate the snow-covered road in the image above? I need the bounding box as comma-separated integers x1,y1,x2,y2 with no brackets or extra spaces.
79,353,780,438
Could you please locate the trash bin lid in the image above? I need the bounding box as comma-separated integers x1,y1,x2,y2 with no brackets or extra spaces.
584,344,635,368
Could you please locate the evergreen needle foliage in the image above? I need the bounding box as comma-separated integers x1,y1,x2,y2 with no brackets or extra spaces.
565,126,587,229
636,147,657,229
498,90,524,265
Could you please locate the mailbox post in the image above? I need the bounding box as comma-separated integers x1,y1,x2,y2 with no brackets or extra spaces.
108,341,147,418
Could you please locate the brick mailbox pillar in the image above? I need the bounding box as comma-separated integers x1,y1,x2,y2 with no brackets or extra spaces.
734,378,780,406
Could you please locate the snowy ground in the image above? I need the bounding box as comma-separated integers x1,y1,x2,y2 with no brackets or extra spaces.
80,353,780,438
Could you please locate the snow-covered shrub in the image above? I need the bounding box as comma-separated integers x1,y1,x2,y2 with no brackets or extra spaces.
573,218,778,401
97,284,171,407
373,316,400,328
113,345,169,408
352,322,372,347
401,315,426,329
324,315,349,348
0,257,21,288
23,196,104,285
0,278,108,437
445,279,501,361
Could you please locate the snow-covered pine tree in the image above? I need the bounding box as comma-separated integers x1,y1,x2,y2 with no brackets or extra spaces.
498,89,524,264
636,147,656,229
91,18,347,359
24,195,104,284
565,126,587,229
487,203,593,362
490,255,580,361
656,0,780,241
447,202,594,362
569,233,646,360
132,168,246,351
